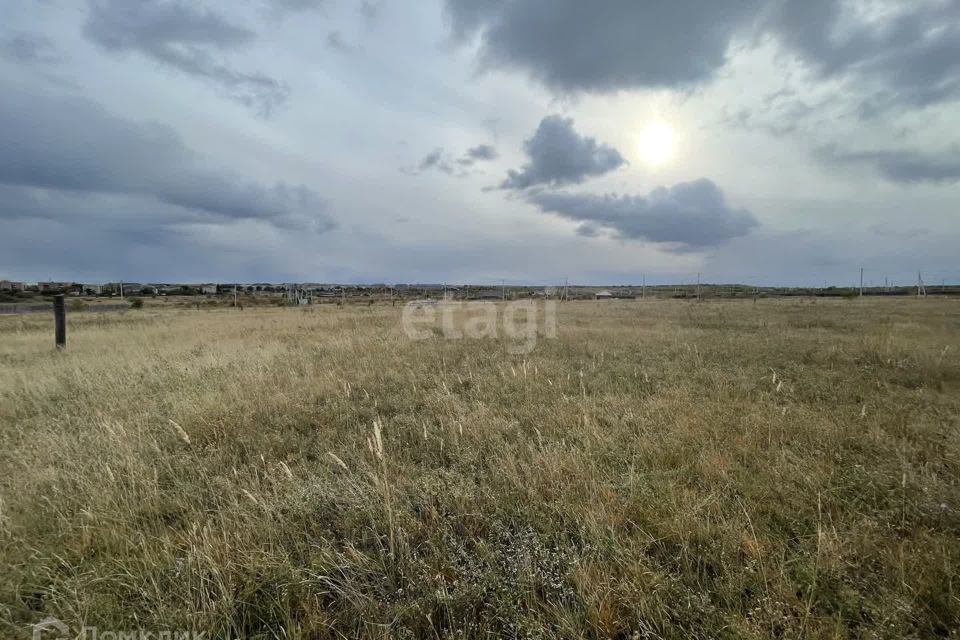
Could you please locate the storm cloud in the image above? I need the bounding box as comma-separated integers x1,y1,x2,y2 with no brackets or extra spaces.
0,90,334,232
528,179,759,250
501,115,625,189
84,0,289,117
446,0,960,115
764,0,960,113
444,0,763,93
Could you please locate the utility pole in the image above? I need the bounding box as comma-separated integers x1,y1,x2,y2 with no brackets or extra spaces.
501,279,505,301
234,284,238,308
642,274,646,299
859,267,864,297
696,273,701,301
563,277,569,302
119,280,124,301
918,271,926,298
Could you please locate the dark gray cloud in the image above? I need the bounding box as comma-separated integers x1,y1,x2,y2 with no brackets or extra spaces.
764,0,960,114
326,30,357,54
465,144,497,161
269,0,328,14
0,31,62,64
0,89,334,232
718,95,842,138
527,179,758,250
501,115,625,189
457,144,498,166
818,145,960,185
358,0,383,26
446,0,960,115
419,148,454,174
0,184,197,227
0,195,312,283
417,144,498,174
84,0,289,117
444,0,763,93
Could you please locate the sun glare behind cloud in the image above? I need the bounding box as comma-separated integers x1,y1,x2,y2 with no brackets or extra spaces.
637,121,677,167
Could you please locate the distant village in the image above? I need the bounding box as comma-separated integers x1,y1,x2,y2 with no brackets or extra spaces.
2,278,954,305
0,280,576,301
0,279,714,304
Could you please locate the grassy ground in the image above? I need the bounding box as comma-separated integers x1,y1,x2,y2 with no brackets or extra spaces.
1,299,958,639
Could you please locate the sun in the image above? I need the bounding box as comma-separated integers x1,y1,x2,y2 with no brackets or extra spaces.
636,121,677,167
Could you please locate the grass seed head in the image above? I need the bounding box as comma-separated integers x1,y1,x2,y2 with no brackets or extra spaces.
167,419,191,445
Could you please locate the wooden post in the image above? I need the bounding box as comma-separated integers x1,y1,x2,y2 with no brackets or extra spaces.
859,268,863,297
53,294,66,348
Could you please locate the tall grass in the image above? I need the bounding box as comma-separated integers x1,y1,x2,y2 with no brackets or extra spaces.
1,298,958,638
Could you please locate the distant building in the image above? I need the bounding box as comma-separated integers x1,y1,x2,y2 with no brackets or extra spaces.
595,290,615,300
39,282,74,293
156,285,182,295
0,280,23,291
473,290,502,300
199,284,218,295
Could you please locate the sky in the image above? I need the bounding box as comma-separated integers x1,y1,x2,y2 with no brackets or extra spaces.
1,0,958,286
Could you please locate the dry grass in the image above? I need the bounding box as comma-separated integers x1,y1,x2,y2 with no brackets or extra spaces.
1,298,958,638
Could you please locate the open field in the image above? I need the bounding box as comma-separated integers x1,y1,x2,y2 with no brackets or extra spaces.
1,299,959,638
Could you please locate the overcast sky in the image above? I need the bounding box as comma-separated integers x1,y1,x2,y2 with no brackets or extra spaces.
2,0,958,286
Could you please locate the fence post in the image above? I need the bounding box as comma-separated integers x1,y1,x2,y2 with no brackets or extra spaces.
53,294,66,348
